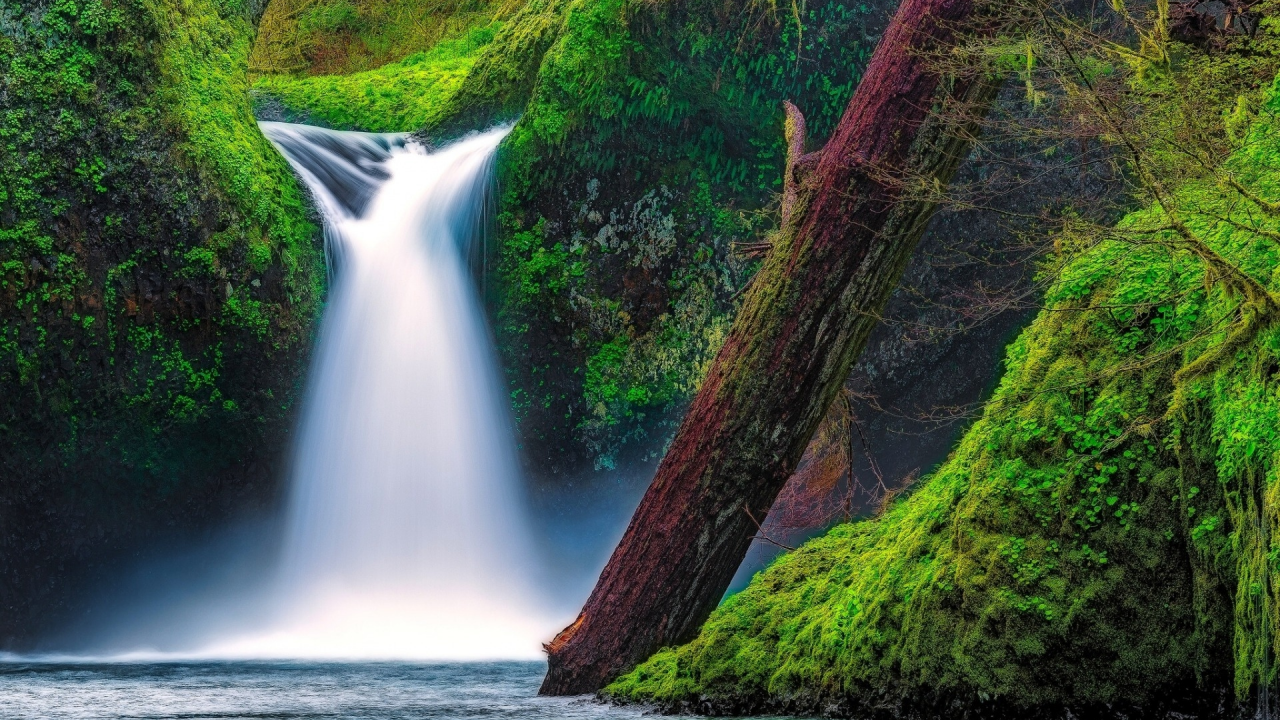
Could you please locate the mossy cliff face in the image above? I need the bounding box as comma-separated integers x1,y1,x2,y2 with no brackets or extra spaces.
465,0,884,473
0,0,323,642
605,79,1280,718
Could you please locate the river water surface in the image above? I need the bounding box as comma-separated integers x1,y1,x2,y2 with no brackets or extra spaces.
0,661,653,720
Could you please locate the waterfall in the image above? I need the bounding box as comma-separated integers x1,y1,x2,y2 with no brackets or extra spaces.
188,122,550,660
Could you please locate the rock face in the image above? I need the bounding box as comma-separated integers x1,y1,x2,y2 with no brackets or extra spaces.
0,0,324,644
414,0,1041,496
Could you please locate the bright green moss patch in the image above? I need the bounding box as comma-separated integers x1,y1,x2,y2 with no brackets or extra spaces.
2,0,321,462
252,22,500,131
250,0,499,76
149,0,322,303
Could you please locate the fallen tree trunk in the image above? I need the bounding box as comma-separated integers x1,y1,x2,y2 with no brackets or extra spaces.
540,0,1000,695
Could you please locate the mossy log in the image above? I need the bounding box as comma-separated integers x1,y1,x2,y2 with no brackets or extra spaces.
539,0,1001,695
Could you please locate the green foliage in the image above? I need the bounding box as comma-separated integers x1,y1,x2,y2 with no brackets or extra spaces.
299,0,360,34
0,0,322,632
466,0,878,468
605,77,1280,714
249,0,499,75
0,0,321,465
252,22,500,131
148,0,321,303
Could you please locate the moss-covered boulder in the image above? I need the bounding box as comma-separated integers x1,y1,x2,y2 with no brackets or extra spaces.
0,0,323,642
604,78,1280,719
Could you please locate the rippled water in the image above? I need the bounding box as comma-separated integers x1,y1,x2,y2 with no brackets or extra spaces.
0,661,652,719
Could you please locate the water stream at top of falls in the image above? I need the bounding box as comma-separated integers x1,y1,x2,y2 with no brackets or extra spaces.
187,122,553,660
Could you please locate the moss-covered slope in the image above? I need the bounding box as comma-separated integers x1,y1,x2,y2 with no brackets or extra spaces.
252,20,501,131
605,77,1280,719
0,0,323,642
249,0,499,76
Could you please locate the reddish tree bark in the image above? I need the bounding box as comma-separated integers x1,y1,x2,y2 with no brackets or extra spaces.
540,0,999,695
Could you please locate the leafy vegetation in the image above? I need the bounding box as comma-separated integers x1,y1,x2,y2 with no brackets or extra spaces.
0,0,322,636
249,0,501,75
468,0,882,470
252,21,500,131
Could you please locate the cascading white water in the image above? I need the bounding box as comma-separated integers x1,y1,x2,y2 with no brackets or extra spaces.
190,122,552,660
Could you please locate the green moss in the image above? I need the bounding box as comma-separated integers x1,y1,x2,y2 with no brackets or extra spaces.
250,0,499,76
605,75,1280,715
457,0,878,468
0,0,322,635
251,21,500,131
148,0,322,306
